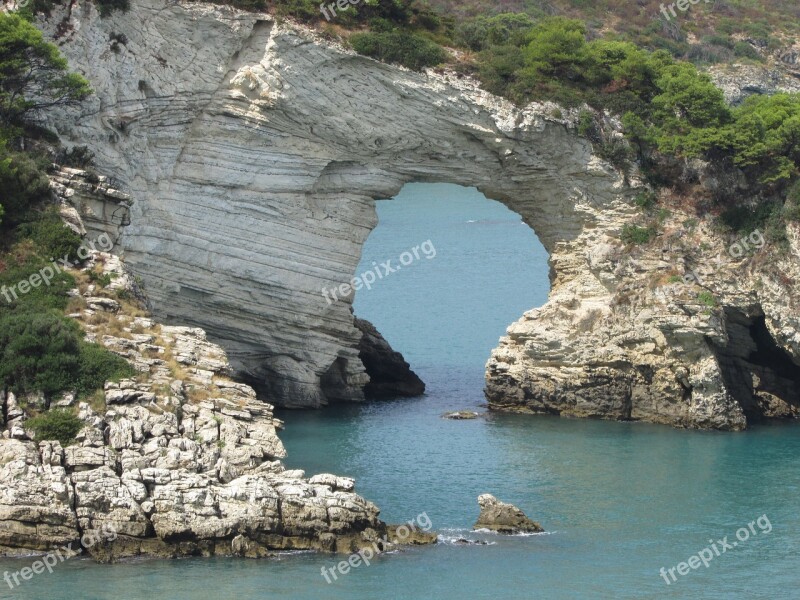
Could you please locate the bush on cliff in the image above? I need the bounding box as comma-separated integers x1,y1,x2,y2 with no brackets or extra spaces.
95,0,130,17
0,310,136,398
0,311,84,397
350,30,448,70
25,408,83,446
0,147,52,230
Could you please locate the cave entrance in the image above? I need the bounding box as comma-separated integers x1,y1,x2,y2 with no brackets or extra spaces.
711,307,800,422
349,182,550,399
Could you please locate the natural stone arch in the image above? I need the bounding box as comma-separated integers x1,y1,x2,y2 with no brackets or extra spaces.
46,1,800,428
45,1,633,408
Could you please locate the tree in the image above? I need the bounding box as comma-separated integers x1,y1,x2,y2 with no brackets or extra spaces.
523,17,588,81
0,12,91,126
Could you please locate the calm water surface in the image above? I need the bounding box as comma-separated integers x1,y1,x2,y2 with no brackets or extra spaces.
2,184,798,600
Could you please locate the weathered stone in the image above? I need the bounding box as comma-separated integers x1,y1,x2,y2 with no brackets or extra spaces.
473,494,543,534
442,411,480,420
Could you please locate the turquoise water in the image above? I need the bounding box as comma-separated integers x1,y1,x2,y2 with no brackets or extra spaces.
2,184,798,599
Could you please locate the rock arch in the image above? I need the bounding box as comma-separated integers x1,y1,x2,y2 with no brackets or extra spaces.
45,1,800,428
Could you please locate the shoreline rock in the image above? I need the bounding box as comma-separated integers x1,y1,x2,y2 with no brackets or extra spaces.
473,495,544,534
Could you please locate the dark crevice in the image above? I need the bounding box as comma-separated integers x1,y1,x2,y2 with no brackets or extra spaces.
354,317,425,400
710,308,800,423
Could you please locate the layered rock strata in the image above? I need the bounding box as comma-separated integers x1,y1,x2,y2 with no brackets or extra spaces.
39,0,639,408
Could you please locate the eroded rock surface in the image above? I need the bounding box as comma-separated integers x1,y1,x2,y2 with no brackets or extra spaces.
40,0,637,409
473,494,543,534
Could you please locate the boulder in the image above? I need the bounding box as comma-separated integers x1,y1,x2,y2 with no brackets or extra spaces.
473,494,543,534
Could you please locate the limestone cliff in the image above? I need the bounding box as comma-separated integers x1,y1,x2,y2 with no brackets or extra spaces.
37,1,800,430
0,175,401,558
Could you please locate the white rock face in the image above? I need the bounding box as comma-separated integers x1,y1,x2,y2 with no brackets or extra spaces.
40,0,634,408
39,2,800,429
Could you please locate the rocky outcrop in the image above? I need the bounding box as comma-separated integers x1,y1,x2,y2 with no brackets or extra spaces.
0,236,415,560
36,2,800,429
485,213,800,431
708,63,800,105
442,411,479,420
354,318,425,399
473,494,543,534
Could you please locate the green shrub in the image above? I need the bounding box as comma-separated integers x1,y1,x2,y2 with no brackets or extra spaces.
785,180,800,221
733,41,762,61
621,224,656,245
0,257,76,313
577,111,601,142
720,202,780,234
88,270,113,287
697,291,716,308
0,311,83,396
350,31,448,70
16,212,83,262
25,409,83,446
703,34,734,50
56,145,95,169
597,137,634,171
0,149,51,230
274,0,321,22
634,190,657,210
0,310,135,397
455,13,536,51
76,341,135,396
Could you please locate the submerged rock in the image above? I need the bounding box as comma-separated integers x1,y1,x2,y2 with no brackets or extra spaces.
442,411,480,420
473,494,543,534
453,538,490,546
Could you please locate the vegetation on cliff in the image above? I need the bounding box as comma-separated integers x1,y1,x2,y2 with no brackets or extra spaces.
0,12,135,409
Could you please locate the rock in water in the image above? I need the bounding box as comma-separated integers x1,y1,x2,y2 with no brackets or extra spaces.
355,318,425,399
442,411,480,420
473,494,543,534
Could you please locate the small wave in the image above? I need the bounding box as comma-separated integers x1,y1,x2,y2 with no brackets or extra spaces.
472,528,555,537
437,535,497,546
